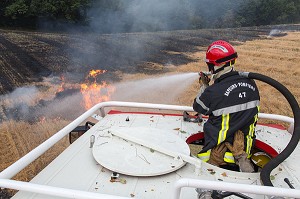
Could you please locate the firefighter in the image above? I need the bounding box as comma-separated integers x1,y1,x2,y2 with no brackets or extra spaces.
193,40,260,173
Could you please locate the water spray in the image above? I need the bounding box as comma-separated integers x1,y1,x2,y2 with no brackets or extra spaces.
112,72,200,104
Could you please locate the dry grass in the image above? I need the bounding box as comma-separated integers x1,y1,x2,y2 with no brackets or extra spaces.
236,33,300,117
0,119,69,182
120,32,300,122
0,31,299,193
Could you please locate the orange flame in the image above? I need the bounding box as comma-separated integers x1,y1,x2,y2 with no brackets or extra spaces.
80,69,115,110
39,116,46,123
88,69,107,78
57,75,65,93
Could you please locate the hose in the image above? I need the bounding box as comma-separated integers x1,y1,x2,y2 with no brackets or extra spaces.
239,72,300,186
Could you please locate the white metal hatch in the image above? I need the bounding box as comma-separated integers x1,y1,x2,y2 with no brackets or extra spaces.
92,127,190,176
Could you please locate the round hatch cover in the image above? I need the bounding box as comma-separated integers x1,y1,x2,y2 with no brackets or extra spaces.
92,127,190,176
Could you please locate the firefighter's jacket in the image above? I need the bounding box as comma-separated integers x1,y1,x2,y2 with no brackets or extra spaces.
193,71,260,157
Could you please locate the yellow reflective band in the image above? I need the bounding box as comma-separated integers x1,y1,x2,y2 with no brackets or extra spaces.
199,150,235,163
224,152,235,163
197,150,211,162
246,125,253,156
218,114,230,144
200,157,209,162
246,106,259,158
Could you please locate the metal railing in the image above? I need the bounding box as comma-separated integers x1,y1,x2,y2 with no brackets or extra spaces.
0,101,296,199
173,178,300,199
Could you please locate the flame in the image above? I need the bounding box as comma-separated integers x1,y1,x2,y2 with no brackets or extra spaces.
57,74,66,93
88,69,107,78
80,69,115,110
39,116,46,123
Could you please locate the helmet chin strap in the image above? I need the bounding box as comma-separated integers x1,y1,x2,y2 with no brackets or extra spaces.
209,60,235,80
212,65,234,81
214,59,234,74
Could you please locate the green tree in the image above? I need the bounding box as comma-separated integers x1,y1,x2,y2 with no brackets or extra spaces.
29,0,90,22
4,0,29,19
237,0,300,26
2,0,90,27
1,0,299,31
0,0,12,25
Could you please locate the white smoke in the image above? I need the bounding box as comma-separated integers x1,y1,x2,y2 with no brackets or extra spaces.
0,73,199,122
267,29,287,38
0,86,39,107
0,78,85,122
87,0,192,33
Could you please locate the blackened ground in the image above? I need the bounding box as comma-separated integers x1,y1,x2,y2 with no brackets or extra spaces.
0,24,299,94
0,189,12,199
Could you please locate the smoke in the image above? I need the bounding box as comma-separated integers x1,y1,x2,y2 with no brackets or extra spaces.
0,79,85,123
88,0,192,33
0,1,254,122
62,0,243,74
33,92,84,120
112,72,199,104
31,0,250,84
1,86,39,106
87,0,245,34
267,29,288,38
0,72,199,122
0,86,40,120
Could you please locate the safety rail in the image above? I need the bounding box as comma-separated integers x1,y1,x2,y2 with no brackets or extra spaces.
1,177,300,199
0,101,296,199
0,101,193,179
173,178,300,199
0,179,131,199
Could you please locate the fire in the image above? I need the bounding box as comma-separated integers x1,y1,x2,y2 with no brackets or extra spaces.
39,116,46,123
80,69,115,110
88,69,107,78
57,75,65,93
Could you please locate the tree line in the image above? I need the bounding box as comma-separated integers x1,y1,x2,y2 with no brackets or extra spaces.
0,0,299,32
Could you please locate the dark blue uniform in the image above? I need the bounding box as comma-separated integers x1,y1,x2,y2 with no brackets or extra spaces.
193,71,260,157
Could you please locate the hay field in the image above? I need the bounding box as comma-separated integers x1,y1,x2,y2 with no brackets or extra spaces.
0,30,299,196
120,31,300,118
173,31,300,118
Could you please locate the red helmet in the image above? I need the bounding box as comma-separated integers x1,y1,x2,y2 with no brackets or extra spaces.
205,40,238,73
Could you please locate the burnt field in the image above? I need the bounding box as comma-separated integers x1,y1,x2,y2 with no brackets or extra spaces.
1,24,299,94
0,24,300,123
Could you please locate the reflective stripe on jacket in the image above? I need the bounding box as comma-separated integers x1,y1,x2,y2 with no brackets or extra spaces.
193,71,260,155
197,150,235,164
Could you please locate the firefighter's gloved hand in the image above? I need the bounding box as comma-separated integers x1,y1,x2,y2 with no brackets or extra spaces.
196,72,210,98
225,131,254,172
199,72,210,86
225,130,244,157
234,153,254,172
207,143,227,167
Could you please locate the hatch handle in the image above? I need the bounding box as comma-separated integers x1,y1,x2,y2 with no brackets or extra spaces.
284,178,295,189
